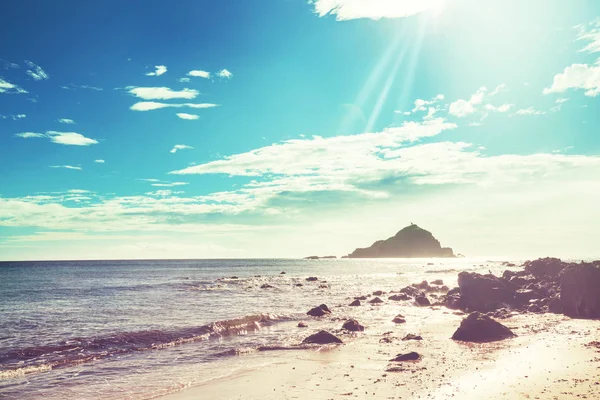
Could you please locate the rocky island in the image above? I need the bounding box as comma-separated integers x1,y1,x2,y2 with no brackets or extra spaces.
346,224,455,258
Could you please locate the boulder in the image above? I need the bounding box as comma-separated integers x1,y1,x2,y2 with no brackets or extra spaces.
298,322,308,328
302,330,343,344
369,297,384,304
260,283,274,289
280,271,286,274
414,295,431,307
373,290,384,296
392,314,406,324
400,285,423,297
451,312,516,342
560,264,600,318
342,319,365,331
306,277,318,281
388,294,411,301
457,272,514,312
349,299,361,307
513,289,539,305
524,258,567,281
390,352,421,361
431,279,444,285
307,304,331,317
402,334,423,341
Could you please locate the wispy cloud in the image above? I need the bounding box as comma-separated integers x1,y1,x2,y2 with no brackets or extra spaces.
170,144,194,153
146,65,167,76
130,102,219,111
1,114,26,120
128,86,198,100
310,0,445,21
61,84,103,91
515,107,547,116
448,87,487,117
24,60,49,81
15,131,99,146
94,159,105,164
0,78,28,94
187,70,211,79
576,20,600,54
176,113,199,120
57,118,75,124
150,182,189,187
484,104,513,113
178,77,191,83
216,69,233,79
50,165,82,170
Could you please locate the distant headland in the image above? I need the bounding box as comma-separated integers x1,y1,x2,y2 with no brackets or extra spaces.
344,224,456,258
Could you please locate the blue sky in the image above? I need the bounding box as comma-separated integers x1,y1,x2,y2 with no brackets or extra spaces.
1,0,600,260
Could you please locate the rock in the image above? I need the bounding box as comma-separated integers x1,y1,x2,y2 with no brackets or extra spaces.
369,297,384,304
260,283,274,289
457,271,514,312
399,285,422,297
307,304,331,317
402,334,423,341
355,295,368,301
342,319,365,331
294,283,303,287
560,264,600,318
349,299,361,306
388,294,411,301
513,289,539,305
392,314,406,324
345,224,456,258
443,287,465,310
304,256,320,260
302,330,343,344
414,281,430,290
524,257,567,281
451,312,516,342
280,271,286,274
548,294,562,314
306,277,318,281
431,279,444,285
318,284,329,289
414,295,431,307
390,352,421,361
373,290,384,296
298,322,308,328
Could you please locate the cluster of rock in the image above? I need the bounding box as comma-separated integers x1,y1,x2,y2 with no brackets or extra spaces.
441,257,600,319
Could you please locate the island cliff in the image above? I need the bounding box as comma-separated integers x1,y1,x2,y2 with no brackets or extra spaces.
346,224,455,258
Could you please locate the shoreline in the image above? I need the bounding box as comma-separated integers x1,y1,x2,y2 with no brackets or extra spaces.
163,311,600,400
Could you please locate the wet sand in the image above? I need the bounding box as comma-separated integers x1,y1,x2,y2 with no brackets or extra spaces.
164,311,600,399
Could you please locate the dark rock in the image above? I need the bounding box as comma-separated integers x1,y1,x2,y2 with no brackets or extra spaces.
548,294,562,314
298,322,308,328
431,279,444,285
560,264,600,318
524,257,567,280
388,294,411,301
392,314,406,324
349,299,361,307
307,304,331,317
509,274,538,287
451,312,516,342
414,281,430,290
457,272,514,312
373,290,384,296
369,297,384,304
414,295,431,307
513,289,539,305
306,277,318,281
280,271,286,274
302,330,343,344
390,352,421,361
260,283,274,289
346,224,456,258
355,295,368,301
294,283,303,287
444,287,465,310
342,319,365,332
402,334,423,341
400,285,422,297
318,284,329,289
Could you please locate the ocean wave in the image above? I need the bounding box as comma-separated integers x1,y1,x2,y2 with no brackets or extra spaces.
0,313,289,379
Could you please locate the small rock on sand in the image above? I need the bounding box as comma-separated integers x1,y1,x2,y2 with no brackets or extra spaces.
342,319,365,331
402,333,423,341
306,277,318,282
349,299,361,306
392,314,406,324
302,330,343,344
368,297,384,304
390,352,421,361
307,304,331,317
298,322,308,328
451,311,516,342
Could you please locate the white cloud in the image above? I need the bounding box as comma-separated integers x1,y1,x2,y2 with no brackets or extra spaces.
150,182,189,187
310,0,446,21
24,60,49,81
178,77,191,83
0,78,27,94
216,69,233,79
484,103,513,113
176,113,199,120
130,102,219,111
16,131,98,146
61,84,103,91
489,84,507,97
1,114,26,120
94,159,105,163
515,107,546,116
68,189,90,194
448,87,487,117
556,97,569,104
170,144,194,153
187,70,211,79
576,20,600,54
146,65,167,76
543,63,600,97
50,165,82,170
129,87,198,100
58,118,75,124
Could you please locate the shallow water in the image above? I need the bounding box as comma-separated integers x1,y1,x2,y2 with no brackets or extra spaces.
0,257,516,399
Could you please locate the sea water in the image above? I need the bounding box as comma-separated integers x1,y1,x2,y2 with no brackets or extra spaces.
0,258,515,399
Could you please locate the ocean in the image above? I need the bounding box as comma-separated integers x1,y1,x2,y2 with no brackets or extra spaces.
0,258,515,399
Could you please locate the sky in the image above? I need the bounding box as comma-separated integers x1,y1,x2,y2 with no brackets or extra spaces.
1,0,600,260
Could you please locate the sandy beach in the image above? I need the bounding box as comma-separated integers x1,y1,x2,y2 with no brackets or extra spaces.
164,307,600,400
